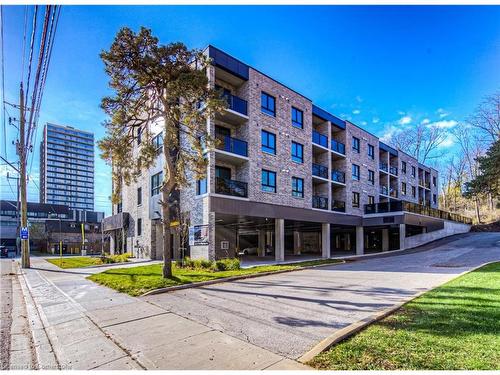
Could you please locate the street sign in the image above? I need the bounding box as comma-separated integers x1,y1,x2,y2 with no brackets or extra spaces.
20,227,29,240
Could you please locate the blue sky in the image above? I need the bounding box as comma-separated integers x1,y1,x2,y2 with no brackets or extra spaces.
1,5,499,215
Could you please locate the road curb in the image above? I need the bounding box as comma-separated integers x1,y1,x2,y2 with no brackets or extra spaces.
15,262,60,370
297,259,499,364
140,260,346,296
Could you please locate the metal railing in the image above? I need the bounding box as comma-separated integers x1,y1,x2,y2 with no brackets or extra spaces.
380,186,389,195
419,179,431,189
389,166,398,175
312,163,329,179
215,177,248,198
331,139,346,155
331,200,346,212
215,135,248,157
312,195,329,210
331,170,345,184
312,130,328,148
363,201,472,224
221,92,248,116
389,188,398,198
379,162,388,172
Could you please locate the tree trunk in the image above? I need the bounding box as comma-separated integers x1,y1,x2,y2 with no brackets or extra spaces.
161,190,172,278
475,196,481,224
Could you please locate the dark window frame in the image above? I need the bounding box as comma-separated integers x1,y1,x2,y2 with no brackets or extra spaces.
401,161,407,174
137,218,142,236
261,92,276,117
291,141,304,163
261,169,277,193
352,192,360,208
292,176,304,198
411,166,416,177
368,144,374,159
368,169,375,185
352,164,360,180
151,172,163,196
352,136,360,153
291,107,303,129
261,130,276,155
137,187,142,206
402,182,407,195
368,195,375,205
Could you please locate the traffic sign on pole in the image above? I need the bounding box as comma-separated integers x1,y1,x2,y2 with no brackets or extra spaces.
20,227,29,240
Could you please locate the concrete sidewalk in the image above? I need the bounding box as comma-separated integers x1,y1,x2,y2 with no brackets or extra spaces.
18,257,308,370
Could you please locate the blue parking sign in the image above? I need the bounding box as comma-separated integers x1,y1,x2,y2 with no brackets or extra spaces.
20,227,29,240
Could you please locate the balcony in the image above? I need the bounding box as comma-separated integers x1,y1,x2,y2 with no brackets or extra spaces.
364,201,403,214
331,170,345,184
331,200,346,213
331,139,346,155
312,130,328,149
216,93,249,124
389,188,398,198
380,186,389,196
312,163,329,180
312,195,329,210
215,135,248,164
419,179,431,189
379,162,389,173
389,166,398,176
215,177,248,198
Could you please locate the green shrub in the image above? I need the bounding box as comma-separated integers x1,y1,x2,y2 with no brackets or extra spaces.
181,257,240,272
212,258,240,271
99,253,131,264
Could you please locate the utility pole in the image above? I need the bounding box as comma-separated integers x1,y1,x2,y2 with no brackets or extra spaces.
18,83,30,268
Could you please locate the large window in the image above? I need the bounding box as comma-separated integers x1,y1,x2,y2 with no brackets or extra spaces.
368,169,375,185
291,107,303,129
196,178,207,195
352,164,360,180
152,133,163,153
261,130,276,154
352,192,360,208
352,136,360,153
261,169,277,193
137,187,142,206
291,141,303,163
261,92,276,116
151,172,163,196
292,177,304,198
368,144,374,159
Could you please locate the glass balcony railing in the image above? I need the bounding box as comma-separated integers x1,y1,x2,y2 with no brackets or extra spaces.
389,166,398,175
312,163,329,179
221,93,248,116
215,177,248,198
419,179,431,189
312,130,328,148
331,200,346,212
364,201,472,225
331,139,346,155
215,135,248,157
380,186,389,195
312,195,329,210
389,188,398,198
331,170,345,184
379,162,389,172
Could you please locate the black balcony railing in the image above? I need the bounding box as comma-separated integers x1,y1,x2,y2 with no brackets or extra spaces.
216,135,248,157
380,186,389,195
312,130,328,148
419,179,431,189
379,162,389,172
215,177,248,198
389,188,398,198
389,166,398,175
331,170,345,184
221,92,248,116
363,201,472,224
312,195,329,210
312,163,329,179
331,139,346,155
331,200,346,212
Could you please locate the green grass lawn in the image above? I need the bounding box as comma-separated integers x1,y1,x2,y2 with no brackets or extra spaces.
46,257,103,269
309,262,500,370
87,258,342,296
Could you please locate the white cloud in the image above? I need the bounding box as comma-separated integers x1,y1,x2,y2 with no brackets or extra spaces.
380,125,399,143
398,116,412,125
372,117,380,124
421,118,430,125
427,120,458,129
355,96,363,103
360,121,367,126
437,108,450,118
352,109,361,115
439,133,456,148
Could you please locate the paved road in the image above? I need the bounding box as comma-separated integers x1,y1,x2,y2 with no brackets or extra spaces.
144,233,500,360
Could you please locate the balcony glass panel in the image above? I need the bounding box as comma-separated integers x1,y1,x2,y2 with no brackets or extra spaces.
216,135,248,157
222,92,248,116
312,163,329,179
331,170,345,183
215,177,248,198
331,139,346,155
312,130,328,148
331,200,346,212
379,162,388,172
312,195,329,210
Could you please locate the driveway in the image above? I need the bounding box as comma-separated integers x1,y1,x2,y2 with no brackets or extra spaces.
144,233,500,360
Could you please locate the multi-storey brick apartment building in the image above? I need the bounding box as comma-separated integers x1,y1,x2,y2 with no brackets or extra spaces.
103,46,471,261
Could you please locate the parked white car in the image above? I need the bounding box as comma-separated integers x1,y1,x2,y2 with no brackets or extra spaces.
239,247,258,255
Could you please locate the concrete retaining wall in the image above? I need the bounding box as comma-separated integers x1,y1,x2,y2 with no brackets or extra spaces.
405,220,471,249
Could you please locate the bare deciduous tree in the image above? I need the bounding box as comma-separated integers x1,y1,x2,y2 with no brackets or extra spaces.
466,92,500,142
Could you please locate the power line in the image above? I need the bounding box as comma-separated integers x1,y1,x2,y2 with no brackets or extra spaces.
1,5,5,158
24,5,37,118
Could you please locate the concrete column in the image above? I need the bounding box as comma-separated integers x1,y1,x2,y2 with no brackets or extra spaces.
321,223,331,259
356,226,364,255
382,228,389,252
275,218,285,262
266,231,273,254
258,229,266,257
399,224,406,250
293,230,302,255
109,233,115,255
